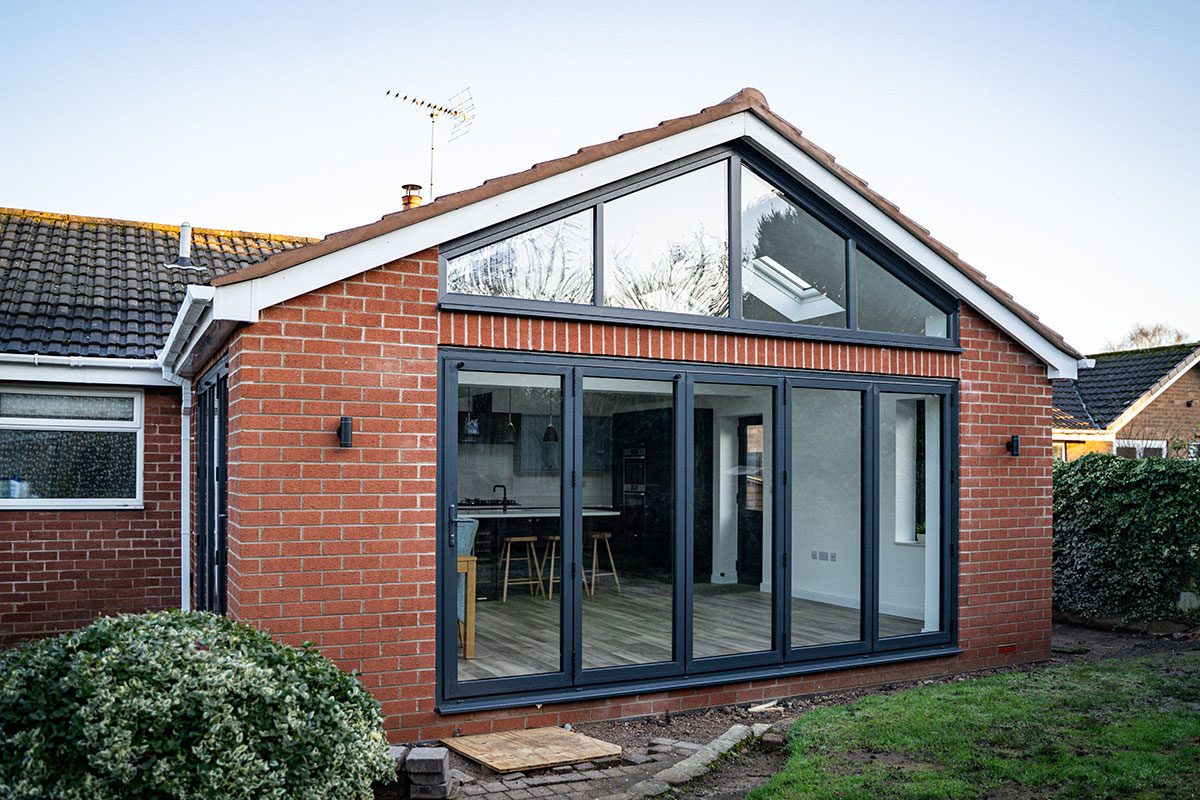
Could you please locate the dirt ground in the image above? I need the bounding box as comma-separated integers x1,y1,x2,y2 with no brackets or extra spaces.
588,622,1200,799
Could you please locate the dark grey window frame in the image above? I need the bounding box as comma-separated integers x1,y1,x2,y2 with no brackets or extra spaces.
439,143,961,352
436,349,959,714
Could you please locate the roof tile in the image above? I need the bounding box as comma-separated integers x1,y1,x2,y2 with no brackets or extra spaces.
1053,342,1200,431
0,208,315,359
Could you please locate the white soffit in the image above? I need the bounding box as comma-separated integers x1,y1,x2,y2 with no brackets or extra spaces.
211,110,1078,379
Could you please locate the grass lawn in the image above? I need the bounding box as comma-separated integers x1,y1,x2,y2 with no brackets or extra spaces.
751,652,1200,799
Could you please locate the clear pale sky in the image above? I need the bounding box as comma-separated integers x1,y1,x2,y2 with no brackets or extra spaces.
2,1,1197,353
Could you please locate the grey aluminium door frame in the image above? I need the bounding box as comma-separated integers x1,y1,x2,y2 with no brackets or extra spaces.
438,357,576,701
570,363,686,687
436,348,959,710
681,369,788,675
195,358,228,615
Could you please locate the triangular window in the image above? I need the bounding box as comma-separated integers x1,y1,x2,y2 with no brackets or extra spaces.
441,152,954,344
856,249,948,337
741,167,846,327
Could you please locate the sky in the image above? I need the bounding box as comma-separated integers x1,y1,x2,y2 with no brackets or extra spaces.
1,1,1197,353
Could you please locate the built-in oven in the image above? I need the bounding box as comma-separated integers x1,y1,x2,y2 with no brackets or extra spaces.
622,447,646,494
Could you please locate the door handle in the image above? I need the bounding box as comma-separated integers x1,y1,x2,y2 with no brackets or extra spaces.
448,504,458,548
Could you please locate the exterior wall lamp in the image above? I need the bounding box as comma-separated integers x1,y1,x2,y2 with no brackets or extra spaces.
1005,434,1021,457
337,416,353,448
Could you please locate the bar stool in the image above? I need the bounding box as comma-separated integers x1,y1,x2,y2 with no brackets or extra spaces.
500,535,544,602
585,531,621,595
541,535,588,600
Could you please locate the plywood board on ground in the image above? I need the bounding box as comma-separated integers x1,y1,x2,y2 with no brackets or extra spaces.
441,726,622,772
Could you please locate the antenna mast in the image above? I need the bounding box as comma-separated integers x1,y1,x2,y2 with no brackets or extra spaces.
385,88,476,201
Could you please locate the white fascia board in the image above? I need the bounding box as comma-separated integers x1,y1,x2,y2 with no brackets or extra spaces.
210,109,1076,378
0,355,173,387
160,286,214,364
742,117,1079,379
224,115,748,314
1051,428,1114,441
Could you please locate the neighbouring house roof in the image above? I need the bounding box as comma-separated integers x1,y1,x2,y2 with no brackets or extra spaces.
1051,379,1098,431
210,87,1084,362
1052,342,1200,433
0,208,315,359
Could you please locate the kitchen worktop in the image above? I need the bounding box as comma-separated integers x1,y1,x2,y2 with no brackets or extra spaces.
458,506,621,518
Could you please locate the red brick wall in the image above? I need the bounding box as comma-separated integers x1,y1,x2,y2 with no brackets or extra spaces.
216,249,1053,742
0,388,183,646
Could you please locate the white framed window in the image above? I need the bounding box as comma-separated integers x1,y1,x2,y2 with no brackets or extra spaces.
0,386,143,509
1114,439,1167,459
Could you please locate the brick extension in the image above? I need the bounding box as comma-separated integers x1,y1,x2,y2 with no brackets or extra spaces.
0,389,183,646
215,248,1053,742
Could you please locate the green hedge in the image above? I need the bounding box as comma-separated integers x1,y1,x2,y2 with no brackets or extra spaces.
0,611,394,800
1053,454,1200,621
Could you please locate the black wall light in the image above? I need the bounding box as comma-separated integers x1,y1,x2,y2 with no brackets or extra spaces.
337,416,353,448
1005,434,1021,457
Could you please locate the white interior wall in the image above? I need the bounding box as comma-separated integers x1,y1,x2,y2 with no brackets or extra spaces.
695,390,772,591
790,389,861,609
878,394,941,626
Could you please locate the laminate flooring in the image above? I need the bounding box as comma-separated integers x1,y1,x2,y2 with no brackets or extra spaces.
457,578,922,682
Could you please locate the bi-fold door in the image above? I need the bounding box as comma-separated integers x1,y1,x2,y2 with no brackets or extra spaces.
195,363,228,614
439,353,956,705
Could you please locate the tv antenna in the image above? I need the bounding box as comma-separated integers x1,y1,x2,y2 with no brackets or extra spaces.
385,87,476,201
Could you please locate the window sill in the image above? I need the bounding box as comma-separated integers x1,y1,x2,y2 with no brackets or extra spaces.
893,539,926,548
0,500,144,511
437,643,961,715
439,296,962,354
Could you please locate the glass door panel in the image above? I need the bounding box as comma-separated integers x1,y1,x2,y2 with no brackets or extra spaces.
692,382,774,659
878,392,943,637
789,388,863,647
454,371,563,682
580,377,675,669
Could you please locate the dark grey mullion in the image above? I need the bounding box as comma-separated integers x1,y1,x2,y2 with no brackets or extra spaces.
436,359,458,698
681,373,696,672
593,204,604,308
846,239,859,331
195,385,208,612
728,155,742,321
672,371,688,669
865,385,881,649
773,380,788,659
942,390,958,639
569,368,584,681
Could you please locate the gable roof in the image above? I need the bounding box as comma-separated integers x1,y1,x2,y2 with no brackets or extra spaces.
0,208,314,359
211,88,1082,362
1052,342,1200,432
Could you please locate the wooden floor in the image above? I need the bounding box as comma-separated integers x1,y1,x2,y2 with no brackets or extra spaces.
457,577,922,682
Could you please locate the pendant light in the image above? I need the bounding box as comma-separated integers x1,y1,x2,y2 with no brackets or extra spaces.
502,388,517,444
542,417,559,443
463,386,480,439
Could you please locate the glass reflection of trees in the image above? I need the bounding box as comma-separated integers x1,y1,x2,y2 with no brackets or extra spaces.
741,168,847,327
605,228,729,317
446,210,593,304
